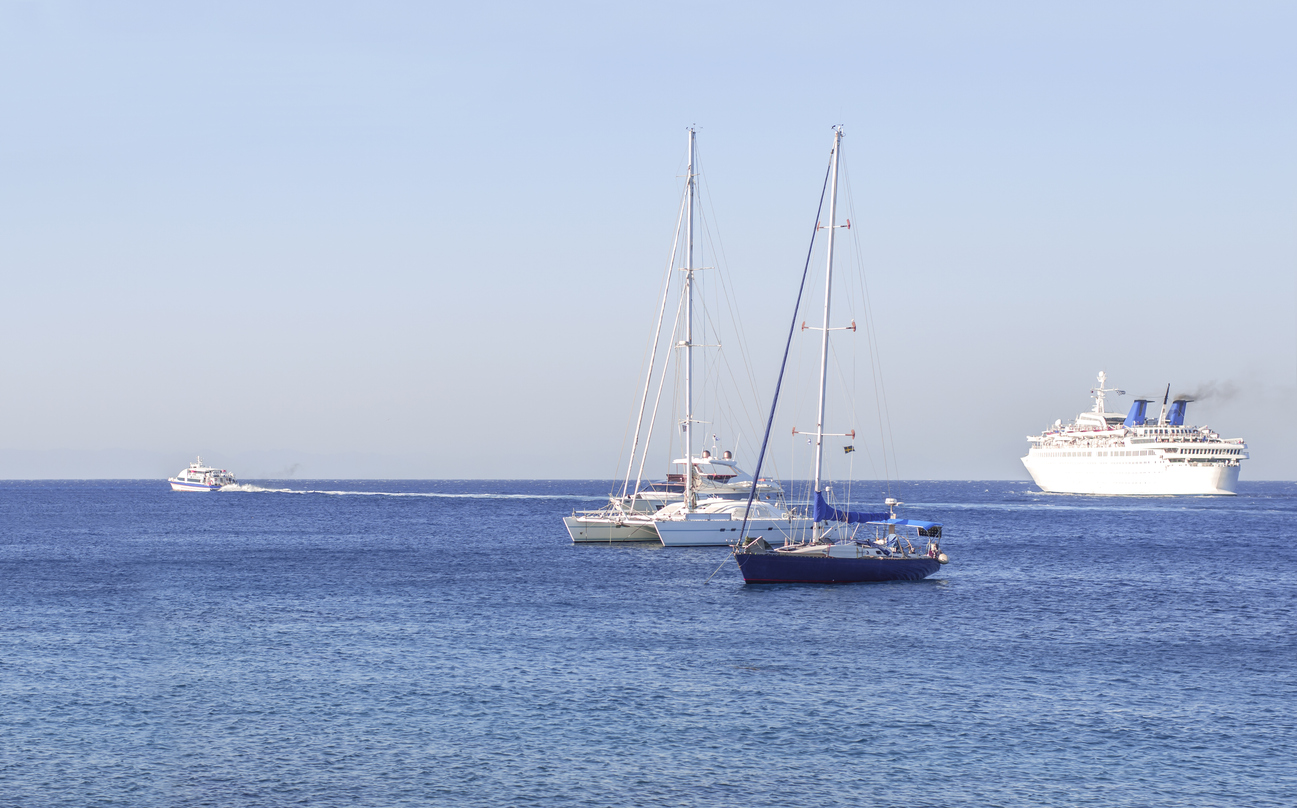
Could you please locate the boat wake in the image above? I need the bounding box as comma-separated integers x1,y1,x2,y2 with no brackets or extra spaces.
218,484,605,502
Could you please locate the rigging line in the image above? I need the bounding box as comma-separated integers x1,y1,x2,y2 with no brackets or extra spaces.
713,327,763,447
698,231,726,442
842,157,896,490
697,154,766,421
788,290,807,509
846,267,858,508
827,337,880,482
837,161,866,492
634,283,689,494
845,324,887,487
703,219,765,432
668,357,682,470
846,442,854,512
868,267,898,483
727,146,833,560
827,331,852,432
621,181,690,498
689,253,763,465
694,199,765,454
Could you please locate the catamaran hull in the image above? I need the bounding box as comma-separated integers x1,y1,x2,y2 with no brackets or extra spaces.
563,517,660,543
735,553,941,584
1022,457,1240,496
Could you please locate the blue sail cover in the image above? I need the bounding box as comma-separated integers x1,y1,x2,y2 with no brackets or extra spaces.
813,492,890,525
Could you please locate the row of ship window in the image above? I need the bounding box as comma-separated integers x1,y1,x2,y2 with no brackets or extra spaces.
1039,448,1241,458
1040,450,1154,458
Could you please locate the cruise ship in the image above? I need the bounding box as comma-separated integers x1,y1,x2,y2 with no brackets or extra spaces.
1022,372,1247,496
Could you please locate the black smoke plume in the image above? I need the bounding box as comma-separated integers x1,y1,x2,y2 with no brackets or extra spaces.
1173,381,1239,403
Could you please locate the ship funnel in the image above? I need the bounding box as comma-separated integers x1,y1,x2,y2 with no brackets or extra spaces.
1168,399,1188,426
1124,399,1149,427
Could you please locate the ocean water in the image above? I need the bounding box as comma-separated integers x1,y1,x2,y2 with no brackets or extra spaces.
1,479,1294,807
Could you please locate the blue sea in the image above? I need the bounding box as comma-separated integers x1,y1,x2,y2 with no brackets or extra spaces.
1,479,1294,807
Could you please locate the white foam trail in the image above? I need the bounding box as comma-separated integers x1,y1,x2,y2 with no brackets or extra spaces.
218,484,605,501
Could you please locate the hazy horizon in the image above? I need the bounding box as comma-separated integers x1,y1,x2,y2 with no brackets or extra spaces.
3,448,1291,484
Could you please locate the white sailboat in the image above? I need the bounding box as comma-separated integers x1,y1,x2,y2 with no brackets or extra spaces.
649,128,798,547
565,128,788,543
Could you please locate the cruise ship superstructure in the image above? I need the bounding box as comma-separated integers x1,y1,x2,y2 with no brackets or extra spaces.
1022,372,1247,496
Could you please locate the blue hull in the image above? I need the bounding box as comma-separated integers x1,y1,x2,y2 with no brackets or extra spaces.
735,552,941,584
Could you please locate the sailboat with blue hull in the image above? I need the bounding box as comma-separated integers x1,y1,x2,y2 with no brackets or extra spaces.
731,126,949,585
736,552,940,584
735,493,944,583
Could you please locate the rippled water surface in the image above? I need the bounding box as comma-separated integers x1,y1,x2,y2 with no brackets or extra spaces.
2,480,1294,807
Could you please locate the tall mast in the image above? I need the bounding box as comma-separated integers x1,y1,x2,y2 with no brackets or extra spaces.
684,127,697,510
812,126,842,510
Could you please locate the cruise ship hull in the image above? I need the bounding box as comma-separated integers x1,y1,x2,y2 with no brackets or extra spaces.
1021,457,1240,496
563,516,659,543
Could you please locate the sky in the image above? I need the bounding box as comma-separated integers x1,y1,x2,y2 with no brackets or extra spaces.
1,0,1294,480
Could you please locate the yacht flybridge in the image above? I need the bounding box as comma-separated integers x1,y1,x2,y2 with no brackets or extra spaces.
168,457,236,492
1022,372,1247,496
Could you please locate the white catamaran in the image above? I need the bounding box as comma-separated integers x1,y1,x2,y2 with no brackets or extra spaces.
646,128,796,547
564,128,791,543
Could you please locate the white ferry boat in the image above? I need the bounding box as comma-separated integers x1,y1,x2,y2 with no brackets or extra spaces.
1022,372,1247,496
168,457,237,491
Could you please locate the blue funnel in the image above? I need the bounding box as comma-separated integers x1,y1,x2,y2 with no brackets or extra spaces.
1124,399,1149,427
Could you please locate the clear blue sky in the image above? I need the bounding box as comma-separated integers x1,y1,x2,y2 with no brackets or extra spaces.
1,1,1293,479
